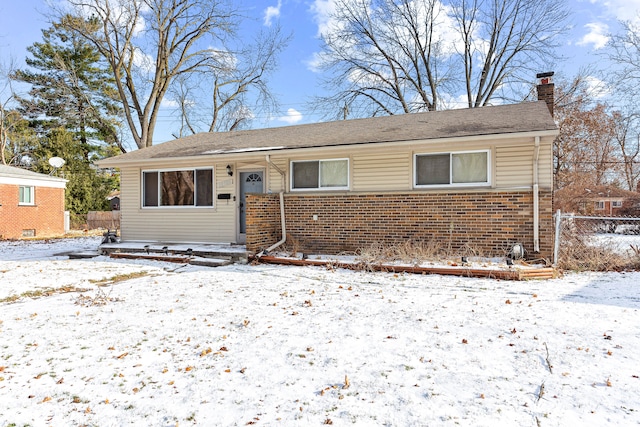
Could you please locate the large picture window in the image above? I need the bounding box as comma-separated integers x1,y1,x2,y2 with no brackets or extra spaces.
291,159,349,190
19,186,35,205
143,168,214,207
415,150,489,187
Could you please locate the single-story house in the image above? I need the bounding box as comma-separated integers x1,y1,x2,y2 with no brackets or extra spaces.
0,164,68,239
555,184,640,217
97,80,558,260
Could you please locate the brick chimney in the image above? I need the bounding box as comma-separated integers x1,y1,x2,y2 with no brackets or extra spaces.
536,71,555,117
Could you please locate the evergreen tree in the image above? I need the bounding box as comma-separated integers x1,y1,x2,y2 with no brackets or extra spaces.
12,18,123,153
31,128,119,226
11,18,123,224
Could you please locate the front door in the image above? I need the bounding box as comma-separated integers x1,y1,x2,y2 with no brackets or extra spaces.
239,171,264,239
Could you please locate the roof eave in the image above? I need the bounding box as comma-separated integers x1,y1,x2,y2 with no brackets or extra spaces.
96,128,559,168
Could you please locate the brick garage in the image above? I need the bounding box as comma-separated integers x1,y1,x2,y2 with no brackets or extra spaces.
246,191,554,260
0,166,67,240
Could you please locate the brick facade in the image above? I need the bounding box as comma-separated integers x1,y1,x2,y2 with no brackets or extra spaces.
246,191,554,260
0,184,66,239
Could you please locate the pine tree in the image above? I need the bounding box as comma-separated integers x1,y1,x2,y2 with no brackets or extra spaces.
11,18,123,224
12,18,123,154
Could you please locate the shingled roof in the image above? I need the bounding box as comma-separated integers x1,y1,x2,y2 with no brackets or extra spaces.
99,101,557,166
0,164,67,183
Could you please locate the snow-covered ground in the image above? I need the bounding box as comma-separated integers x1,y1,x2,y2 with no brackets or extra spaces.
0,237,639,426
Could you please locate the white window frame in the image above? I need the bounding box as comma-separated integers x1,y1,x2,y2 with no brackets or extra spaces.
19,186,35,205
290,158,350,191
612,200,623,208
141,167,215,208
595,201,605,210
414,149,491,188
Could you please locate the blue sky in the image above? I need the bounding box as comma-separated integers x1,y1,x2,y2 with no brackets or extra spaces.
1,0,639,146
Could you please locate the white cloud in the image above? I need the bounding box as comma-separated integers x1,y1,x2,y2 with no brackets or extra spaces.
276,108,303,124
577,22,610,49
310,0,337,37
304,51,324,73
208,47,238,72
128,49,155,73
264,0,282,27
584,75,611,99
160,98,179,108
597,0,640,21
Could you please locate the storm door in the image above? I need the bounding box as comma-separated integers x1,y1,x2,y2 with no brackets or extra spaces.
239,171,264,238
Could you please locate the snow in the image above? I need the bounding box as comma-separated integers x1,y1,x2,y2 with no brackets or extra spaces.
1,237,639,426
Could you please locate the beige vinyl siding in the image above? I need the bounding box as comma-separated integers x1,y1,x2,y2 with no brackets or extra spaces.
495,143,553,189
495,146,533,188
352,151,411,191
119,164,237,243
266,157,288,193
266,150,411,192
262,138,553,193
537,143,553,189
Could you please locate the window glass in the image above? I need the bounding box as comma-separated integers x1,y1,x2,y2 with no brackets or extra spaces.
292,161,320,189
143,172,159,207
143,168,213,207
452,152,488,183
416,154,449,185
19,186,34,204
161,170,194,206
320,160,348,187
292,159,349,190
415,151,489,187
196,169,213,206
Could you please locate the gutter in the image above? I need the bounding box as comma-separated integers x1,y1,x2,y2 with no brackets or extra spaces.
258,155,287,256
533,136,540,253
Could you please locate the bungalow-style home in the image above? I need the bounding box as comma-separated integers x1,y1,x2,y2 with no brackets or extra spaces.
555,184,640,217
97,78,558,260
0,164,68,239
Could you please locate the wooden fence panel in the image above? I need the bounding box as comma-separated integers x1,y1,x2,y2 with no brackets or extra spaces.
87,211,121,230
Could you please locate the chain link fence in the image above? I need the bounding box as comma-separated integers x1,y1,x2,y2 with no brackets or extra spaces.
554,211,640,270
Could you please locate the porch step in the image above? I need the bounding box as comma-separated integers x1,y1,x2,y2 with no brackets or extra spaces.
99,241,249,263
108,252,233,267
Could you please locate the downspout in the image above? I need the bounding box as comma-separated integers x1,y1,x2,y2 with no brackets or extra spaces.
260,155,287,256
533,136,540,253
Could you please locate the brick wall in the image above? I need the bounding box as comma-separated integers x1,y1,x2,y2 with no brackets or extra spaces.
246,191,554,260
0,184,66,239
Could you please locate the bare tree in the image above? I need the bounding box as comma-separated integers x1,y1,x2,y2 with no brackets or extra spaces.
315,0,454,117
553,78,617,189
450,0,569,108
607,18,640,98
0,60,35,165
611,111,640,191
59,0,237,149
0,63,15,165
315,0,569,117
169,25,290,136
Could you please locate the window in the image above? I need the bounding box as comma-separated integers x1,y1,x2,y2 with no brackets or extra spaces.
291,159,349,190
142,168,214,207
612,200,623,208
19,186,34,205
595,201,605,210
415,150,489,187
